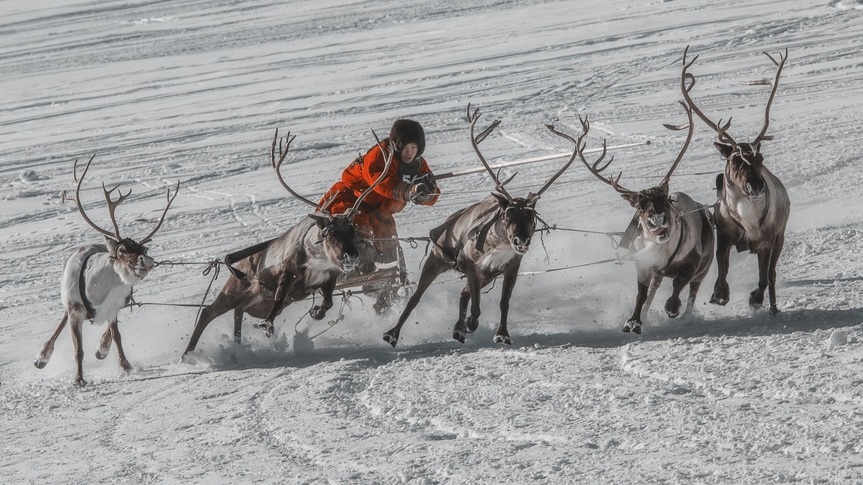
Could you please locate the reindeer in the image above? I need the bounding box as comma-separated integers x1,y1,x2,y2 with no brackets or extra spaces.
382,105,577,348
578,102,714,334
181,129,393,359
679,46,791,315
34,156,179,386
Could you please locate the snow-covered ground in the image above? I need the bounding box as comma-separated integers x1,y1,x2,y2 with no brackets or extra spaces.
3,0,863,483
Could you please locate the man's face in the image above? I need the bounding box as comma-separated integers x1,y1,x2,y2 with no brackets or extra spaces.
400,143,419,163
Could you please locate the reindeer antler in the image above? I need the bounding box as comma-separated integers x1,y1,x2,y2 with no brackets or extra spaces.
559,116,635,196
138,180,180,245
467,104,514,202
538,118,591,201
752,48,789,146
659,100,695,187
346,129,395,219
679,45,738,149
271,128,330,214
72,155,123,241
71,155,177,244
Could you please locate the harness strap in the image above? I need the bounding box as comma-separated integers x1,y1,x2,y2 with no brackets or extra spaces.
475,210,501,253
79,252,96,321
662,216,686,271
224,238,277,280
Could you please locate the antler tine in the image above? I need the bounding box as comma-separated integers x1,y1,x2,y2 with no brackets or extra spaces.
101,182,133,240
73,155,117,240
139,180,180,245
467,103,512,202
659,100,695,187
270,129,322,211
753,47,788,146
347,129,395,219
534,120,583,200
565,116,635,196
679,45,738,148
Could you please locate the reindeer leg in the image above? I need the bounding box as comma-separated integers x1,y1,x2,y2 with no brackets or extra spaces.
108,320,133,372
766,233,785,316
711,232,733,305
69,316,86,386
35,312,69,369
232,308,244,344
384,255,449,348
684,280,702,317
96,326,113,360
643,275,662,315
749,250,771,309
624,274,651,334
108,320,132,372
182,291,242,361
310,278,336,320
665,270,692,319
260,272,300,337
452,284,472,343
493,268,519,345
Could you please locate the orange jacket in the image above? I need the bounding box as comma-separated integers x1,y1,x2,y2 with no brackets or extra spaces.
322,140,440,217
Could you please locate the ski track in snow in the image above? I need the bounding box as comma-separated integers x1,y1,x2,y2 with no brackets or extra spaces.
3,0,863,483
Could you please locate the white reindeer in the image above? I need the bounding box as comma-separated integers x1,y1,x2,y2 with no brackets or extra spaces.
34,156,178,386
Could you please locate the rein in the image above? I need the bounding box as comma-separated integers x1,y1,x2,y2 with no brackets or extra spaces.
79,252,97,320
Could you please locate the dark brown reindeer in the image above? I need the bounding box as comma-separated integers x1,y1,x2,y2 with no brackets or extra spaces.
382,105,577,347
35,156,179,386
679,46,791,315
181,129,392,359
579,102,714,334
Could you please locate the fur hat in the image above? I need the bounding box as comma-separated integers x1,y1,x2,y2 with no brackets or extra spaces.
389,119,425,158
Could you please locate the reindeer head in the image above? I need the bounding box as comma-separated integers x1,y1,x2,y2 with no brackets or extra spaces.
620,182,682,244
492,194,537,254
678,46,788,202
67,155,178,285
715,141,767,200
309,212,360,273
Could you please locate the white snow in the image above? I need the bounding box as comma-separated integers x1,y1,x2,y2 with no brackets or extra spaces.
2,0,863,483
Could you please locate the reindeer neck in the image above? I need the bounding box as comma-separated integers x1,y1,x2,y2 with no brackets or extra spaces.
722,175,771,232
662,220,686,272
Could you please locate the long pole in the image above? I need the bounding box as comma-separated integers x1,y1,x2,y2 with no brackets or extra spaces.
431,140,651,181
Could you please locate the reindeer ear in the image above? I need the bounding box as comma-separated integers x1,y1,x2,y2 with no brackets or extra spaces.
104,235,120,251
714,142,735,159
620,192,641,208
308,212,330,229
658,180,670,196
491,192,509,209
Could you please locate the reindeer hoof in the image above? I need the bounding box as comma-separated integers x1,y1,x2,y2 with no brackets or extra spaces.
253,321,275,338
120,361,133,372
709,293,729,306
34,359,47,369
95,349,108,360
310,306,327,320
623,320,642,335
748,289,765,307
466,316,479,333
453,319,468,343
382,331,399,348
769,306,780,316
74,378,87,387
493,333,511,345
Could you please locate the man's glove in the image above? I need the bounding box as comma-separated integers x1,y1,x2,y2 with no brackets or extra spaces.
409,182,435,204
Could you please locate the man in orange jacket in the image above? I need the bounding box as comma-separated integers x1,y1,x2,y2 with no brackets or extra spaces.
320,119,441,313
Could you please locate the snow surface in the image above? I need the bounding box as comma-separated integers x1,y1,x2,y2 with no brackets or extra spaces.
3,0,863,483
